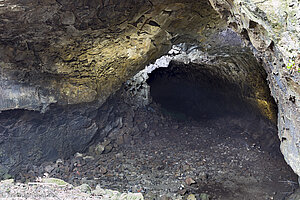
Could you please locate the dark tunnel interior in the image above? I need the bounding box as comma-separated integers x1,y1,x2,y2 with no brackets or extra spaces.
146,61,262,121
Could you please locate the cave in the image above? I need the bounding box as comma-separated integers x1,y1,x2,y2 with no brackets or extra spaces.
0,43,298,199
120,46,298,199
0,0,299,199
147,61,263,121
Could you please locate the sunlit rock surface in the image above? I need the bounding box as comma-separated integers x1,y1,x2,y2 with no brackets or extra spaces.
0,0,226,110
0,0,299,177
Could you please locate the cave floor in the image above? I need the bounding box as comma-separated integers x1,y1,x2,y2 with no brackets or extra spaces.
17,104,298,200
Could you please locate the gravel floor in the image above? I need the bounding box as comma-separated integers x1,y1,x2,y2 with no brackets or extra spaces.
6,104,299,200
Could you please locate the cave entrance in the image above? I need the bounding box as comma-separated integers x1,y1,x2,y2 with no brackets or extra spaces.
147,61,255,121
120,52,299,199
145,58,281,154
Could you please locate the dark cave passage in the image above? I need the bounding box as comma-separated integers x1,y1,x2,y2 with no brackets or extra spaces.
131,58,298,199
144,59,284,157
147,60,267,121
0,56,298,200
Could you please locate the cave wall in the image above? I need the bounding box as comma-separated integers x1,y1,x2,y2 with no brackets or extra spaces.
209,0,300,179
0,0,299,177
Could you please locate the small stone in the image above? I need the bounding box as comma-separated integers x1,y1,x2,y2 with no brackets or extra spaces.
177,189,187,195
160,195,172,200
2,173,12,180
61,11,75,25
173,125,179,129
116,152,124,158
75,153,83,158
43,172,49,178
76,183,92,193
123,134,132,144
146,192,157,199
149,130,156,137
116,135,124,145
104,144,113,153
200,193,210,200
56,159,64,165
187,194,196,200
198,172,209,182
42,178,70,186
182,164,190,171
44,165,54,173
100,167,108,174
95,144,105,155
92,185,105,196
0,179,14,184
122,192,144,200
103,139,111,146
185,177,196,185
83,156,95,161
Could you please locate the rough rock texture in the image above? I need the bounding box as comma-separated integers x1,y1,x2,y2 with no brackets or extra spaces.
0,97,131,177
127,42,277,122
0,103,94,176
0,0,299,177
0,0,226,111
209,0,300,180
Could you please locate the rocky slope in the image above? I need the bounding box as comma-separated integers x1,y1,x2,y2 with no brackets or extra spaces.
5,99,299,199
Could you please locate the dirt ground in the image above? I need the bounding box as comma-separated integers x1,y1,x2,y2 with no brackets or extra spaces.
13,101,299,200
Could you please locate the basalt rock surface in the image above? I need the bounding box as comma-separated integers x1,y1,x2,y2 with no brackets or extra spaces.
0,0,299,178
209,0,300,178
0,0,227,111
